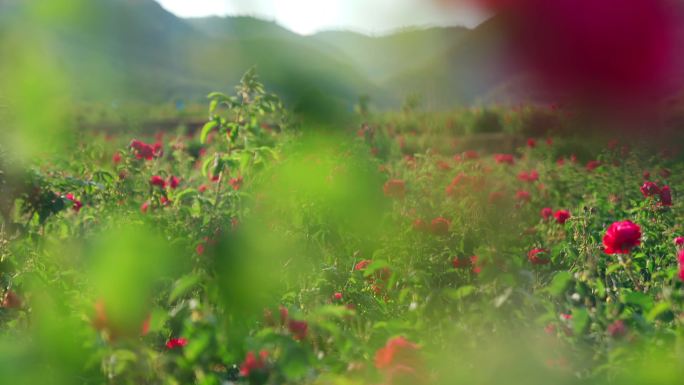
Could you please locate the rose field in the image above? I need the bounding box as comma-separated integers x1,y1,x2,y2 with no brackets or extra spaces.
0,69,683,385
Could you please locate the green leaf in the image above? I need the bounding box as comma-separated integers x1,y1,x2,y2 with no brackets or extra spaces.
547,271,572,296
446,285,476,300
647,302,671,322
606,264,621,275
572,308,589,335
169,274,200,303
622,291,654,311
200,120,218,144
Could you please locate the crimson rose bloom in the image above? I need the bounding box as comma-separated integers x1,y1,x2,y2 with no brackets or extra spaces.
240,350,269,377
150,175,166,188
607,320,627,339
65,193,83,212
166,338,188,349
640,181,660,197
603,220,641,254
659,185,672,206
675,237,684,248
375,336,421,369
430,217,450,236
167,176,180,189
288,319,308,340
554,210,570,224
586,160,601,171
540,207,553,220
383,179,406,198
528,248,550,265
494,153,515,165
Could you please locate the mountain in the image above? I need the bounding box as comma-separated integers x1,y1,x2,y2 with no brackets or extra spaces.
0,0,376,107
309,27,469,84
3,0,524,110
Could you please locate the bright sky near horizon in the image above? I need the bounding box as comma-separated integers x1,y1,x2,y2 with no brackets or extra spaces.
154,0,486,35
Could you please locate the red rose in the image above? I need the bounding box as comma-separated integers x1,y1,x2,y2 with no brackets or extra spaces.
494,154,515,165
130,139,162,160
150,175,166,188
333,292,343,301
375,336,420,369
288,319,308,340
586,160,601,171
540,207,553,220
527,138,536,148
515,190,531,202
167,176,180,189
607,320,627,339
230,176,243,191
140,201,150,213
464,150,479,160
452,256,472,269
640,181,660,197
355,260,372,271
675,237,684,248
112,152,122,164
1,290,22,309
65,193,83,212
659,185,672,206
198,184,208,193
528,248,550,265
603,220,641,254
240,350,269,377
412,219,427,232
553,209,570,224
165,338,188,349
383,179,406,198
430,217,450,236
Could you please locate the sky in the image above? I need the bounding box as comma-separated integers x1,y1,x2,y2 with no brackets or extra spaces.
154,0,487,35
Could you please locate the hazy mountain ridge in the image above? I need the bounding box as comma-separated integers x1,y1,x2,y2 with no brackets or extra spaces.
1,0,521,109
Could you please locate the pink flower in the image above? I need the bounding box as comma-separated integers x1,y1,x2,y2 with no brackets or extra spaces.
678,249,684,282
640,181,660,197
527,138,536,148
140,201,150,214
541,207,553,220
198,184,208,193
165,338,188,349
603,220,641,254
528,248,550,265
112,152,122,165
196,243,205,255
333,292,343,301
554,210,571,224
